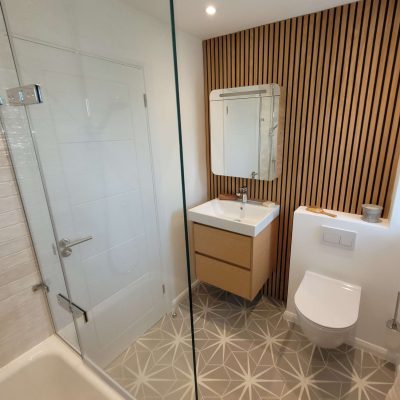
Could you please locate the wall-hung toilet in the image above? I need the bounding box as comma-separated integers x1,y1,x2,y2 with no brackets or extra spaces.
295,271,361,349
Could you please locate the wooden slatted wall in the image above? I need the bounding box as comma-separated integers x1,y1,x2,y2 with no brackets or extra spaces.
202,0,400,301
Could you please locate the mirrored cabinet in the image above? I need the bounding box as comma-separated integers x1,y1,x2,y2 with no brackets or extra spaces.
210,84,284,181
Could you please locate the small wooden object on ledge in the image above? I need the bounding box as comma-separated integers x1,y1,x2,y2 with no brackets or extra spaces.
306,206,337,218
218,193,238,201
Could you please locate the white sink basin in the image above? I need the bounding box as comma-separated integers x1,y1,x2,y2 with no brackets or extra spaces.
188,199,280,237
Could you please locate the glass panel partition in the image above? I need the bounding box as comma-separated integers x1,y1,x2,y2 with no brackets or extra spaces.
0,1,197,398
0,4,80,351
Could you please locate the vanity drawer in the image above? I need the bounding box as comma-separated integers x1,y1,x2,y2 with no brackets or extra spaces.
195,254,251,299
193,223,252,269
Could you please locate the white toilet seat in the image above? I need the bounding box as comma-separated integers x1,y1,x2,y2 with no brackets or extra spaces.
295,271,361,329
294,271,361,348
295,304,355,333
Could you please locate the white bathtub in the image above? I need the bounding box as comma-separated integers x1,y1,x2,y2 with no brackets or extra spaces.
0,335,124,400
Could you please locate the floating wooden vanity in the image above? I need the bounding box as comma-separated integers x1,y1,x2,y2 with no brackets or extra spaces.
193,220,278,301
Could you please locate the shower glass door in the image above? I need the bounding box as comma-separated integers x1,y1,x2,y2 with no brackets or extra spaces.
12,40,166,367
0,0,196,398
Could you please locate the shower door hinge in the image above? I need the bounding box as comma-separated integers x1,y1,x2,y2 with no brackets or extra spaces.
143,93,147,108
6,84,43,106
32,282,49,293
162,284,166,295
57,293,88,323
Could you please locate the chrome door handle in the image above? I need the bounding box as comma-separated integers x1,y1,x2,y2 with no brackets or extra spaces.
58,235,93,257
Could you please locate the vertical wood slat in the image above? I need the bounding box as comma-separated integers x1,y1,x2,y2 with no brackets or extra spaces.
201,0,400,301
331,2,360,211
326,6,349,209
371,0,400,205
340,0,377,212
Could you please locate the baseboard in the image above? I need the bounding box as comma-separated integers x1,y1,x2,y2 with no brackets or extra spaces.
282,311,399,364
172,280,199,308
348,337,399,365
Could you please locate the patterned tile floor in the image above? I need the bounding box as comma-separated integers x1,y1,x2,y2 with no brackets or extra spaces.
106,283,395,400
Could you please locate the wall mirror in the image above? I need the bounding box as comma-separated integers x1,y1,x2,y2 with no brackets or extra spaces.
210,84,283,181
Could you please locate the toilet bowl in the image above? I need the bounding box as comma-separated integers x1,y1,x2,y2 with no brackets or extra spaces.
294,271,361,348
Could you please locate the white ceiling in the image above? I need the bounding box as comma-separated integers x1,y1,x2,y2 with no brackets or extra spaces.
127,0,359,39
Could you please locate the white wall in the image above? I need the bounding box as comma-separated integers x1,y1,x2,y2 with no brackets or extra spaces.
177,31,207,210
1,0,205,311
176,30,207,291
389,161,400,230
286,165,400,362
389,160,400,365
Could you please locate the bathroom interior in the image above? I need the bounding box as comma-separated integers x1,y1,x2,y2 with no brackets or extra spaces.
0,0,399,399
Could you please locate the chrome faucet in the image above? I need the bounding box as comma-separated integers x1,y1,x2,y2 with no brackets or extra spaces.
236,186,248,204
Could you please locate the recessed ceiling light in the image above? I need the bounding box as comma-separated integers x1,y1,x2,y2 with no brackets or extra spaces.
206,5,216,15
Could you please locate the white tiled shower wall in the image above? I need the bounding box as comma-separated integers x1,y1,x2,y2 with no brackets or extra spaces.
0,18,52,366
0,132,52,368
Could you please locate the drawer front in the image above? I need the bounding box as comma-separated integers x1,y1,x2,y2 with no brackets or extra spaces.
193,223,252,269
195,254,251,299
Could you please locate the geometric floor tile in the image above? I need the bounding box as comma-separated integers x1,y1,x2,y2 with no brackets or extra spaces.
106,283,396,400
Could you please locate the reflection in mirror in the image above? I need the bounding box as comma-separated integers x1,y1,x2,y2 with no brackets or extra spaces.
210,84,283,181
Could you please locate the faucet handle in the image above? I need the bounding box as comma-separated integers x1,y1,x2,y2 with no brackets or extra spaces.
239,186,248,193
250,171,258,179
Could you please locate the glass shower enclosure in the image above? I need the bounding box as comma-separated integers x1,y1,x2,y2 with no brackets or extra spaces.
0,0,196,399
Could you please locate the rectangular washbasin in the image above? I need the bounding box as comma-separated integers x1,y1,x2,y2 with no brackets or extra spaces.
188,199,279,237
